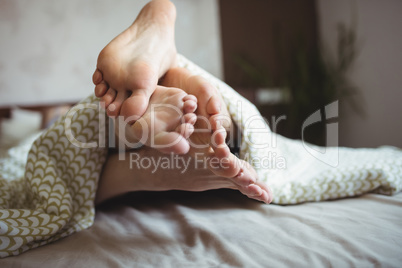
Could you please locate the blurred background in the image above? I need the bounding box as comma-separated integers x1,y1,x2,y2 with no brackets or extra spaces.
0,0,401,149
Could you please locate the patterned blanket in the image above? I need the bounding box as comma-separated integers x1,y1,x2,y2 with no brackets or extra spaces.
1,55,401,257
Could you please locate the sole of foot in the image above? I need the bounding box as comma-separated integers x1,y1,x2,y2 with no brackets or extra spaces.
93,0,178,123
120,85,198,155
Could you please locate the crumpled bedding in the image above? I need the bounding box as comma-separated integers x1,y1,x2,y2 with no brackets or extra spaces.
0,55,401,257
2,190,402,267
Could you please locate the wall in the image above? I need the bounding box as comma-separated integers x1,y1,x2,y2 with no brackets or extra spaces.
318,0,402,148
219,0,317,88
0,0,222,106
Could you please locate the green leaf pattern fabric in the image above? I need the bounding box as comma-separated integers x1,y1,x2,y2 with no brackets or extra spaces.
0,95,109,257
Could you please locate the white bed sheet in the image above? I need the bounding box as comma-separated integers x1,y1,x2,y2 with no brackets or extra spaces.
2,190,401,267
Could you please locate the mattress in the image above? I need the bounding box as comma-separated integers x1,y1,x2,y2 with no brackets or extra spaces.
2,190,401,267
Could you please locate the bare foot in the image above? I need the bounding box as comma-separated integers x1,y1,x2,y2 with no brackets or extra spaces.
161,67,273,203
93,0,177,122
116,85,198,155
98,76,272,203
97,146,272,205
208,121,273,203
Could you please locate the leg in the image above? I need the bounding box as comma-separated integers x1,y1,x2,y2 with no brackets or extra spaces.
93,0,177,122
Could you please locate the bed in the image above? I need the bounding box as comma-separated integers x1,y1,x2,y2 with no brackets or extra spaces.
2,189,401,267
1,56,401,267
1,125,401,266
1,111,401,267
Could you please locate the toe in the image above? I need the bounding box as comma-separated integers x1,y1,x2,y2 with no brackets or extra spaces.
211,126,229,158
175,123,195,139
101,88,117,109
241,182,272,204
244,184,263,197
92,69,103,85
154,132,190,155
209,113,232,131
183,100,197,114
120,90,150,124
255,181,273,204
183,95,197,114
260,190,272,204
107,91,127,117
208,152,240,178
209,115,221,131
251,190,271,204
207,125,241,178
231,168,257,187
206,95,221,115
95,81,108,97
185,76,220,116
183,94,197,103
183,113,197,125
